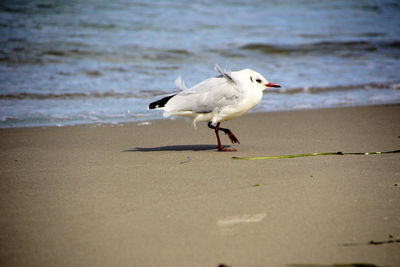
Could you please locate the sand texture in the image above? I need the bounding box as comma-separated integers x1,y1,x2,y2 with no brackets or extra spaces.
1,105,400,267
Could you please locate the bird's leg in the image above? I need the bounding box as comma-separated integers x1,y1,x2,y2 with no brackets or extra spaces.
207,122,237,151
207,122,240,144
214,123,225,151
218,126,240,144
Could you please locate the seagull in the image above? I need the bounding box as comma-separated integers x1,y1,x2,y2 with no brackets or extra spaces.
148,65,281,151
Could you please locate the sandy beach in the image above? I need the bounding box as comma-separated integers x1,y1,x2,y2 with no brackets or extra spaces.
0,105,399,267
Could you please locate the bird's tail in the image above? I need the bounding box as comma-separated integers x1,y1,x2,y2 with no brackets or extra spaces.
148,94,176,109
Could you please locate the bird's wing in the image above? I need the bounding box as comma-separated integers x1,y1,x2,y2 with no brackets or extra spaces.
214,64,235,83
174,76,188,91
174,65,235,93
164,76,243,114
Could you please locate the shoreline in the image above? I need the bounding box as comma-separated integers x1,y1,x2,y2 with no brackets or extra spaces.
1,104,399,267
1,103,399,130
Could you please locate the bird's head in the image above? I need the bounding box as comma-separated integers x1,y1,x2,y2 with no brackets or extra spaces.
235,68,281,91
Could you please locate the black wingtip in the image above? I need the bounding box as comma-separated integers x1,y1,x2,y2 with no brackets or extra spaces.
149,94,176,109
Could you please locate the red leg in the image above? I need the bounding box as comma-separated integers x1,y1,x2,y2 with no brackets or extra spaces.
215,124,236,152
221,129,240,144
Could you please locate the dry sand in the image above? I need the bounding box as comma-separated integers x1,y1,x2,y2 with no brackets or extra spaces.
0,105,399,267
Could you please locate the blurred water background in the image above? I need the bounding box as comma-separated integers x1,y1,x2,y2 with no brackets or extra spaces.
1,0,400,127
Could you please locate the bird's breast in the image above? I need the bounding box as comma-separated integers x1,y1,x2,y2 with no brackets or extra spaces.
216,90,262,122
240,89,263,111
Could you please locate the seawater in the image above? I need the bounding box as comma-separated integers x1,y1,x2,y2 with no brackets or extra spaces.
1,0,400,127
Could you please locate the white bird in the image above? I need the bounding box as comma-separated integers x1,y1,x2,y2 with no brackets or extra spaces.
149,65,281,151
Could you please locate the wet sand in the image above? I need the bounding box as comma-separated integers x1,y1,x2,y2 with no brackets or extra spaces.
1,105,399,267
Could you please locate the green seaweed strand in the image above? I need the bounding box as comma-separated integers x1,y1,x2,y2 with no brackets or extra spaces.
232,150,400,160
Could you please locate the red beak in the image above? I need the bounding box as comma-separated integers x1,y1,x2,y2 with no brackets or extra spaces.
265,82,281,88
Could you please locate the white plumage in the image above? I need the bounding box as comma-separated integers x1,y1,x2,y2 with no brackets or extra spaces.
149,65,280,151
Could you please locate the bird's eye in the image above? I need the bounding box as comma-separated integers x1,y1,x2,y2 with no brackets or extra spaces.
256,79,262,83
250,77,253,82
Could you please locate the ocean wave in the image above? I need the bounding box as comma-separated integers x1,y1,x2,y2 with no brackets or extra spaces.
1,81,399,100
240,40,400,55
0,92,142,100
0,45,193,65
